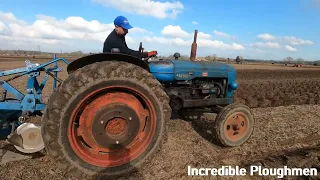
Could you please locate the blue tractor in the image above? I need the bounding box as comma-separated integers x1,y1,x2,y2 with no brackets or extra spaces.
41,30,254,179
0,30,254,179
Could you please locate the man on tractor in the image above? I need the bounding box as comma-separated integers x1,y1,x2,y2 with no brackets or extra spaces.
103,16,158,59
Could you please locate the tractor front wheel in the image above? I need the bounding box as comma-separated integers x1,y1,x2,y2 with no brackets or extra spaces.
41,61,171,179
214,103,254,147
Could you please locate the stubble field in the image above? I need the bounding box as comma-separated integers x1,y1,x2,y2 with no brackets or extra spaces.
0,56,320,180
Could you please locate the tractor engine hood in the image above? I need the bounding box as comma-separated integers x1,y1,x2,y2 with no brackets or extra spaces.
148,59,236,82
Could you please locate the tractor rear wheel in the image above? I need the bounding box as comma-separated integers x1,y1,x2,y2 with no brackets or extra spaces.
214,103,254,147
41,61,171,179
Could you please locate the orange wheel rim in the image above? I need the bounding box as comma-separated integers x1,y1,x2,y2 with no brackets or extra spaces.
67,86,157,167
223,112,249,142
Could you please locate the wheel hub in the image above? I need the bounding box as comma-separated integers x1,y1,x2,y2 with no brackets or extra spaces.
232,124,240,131
105,117,126,135
91,104,140,149
224,113,248,142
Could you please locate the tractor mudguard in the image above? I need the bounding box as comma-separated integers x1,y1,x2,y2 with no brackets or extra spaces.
67,53,150,74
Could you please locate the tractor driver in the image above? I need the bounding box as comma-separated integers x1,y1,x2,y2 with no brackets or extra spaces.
103,16,158,59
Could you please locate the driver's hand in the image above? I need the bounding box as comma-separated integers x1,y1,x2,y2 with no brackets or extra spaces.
148,51,157,57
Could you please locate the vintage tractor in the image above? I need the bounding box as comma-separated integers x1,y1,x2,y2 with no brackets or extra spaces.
0,30,254,179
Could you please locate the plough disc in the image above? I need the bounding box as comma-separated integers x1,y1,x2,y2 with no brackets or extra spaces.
13,123,44,153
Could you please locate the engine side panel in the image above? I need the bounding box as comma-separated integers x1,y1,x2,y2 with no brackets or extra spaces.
169,60,238,99
164,77,234,110
155,59,238,110
148,59,238,99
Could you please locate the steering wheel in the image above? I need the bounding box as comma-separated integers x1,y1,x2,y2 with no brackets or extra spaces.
138,42,143,59
138,42,152,62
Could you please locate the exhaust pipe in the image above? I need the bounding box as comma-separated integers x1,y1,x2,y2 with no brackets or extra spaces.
190,30,198,61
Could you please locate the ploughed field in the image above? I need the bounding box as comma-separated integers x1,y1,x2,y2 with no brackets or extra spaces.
0,57,320,179
234,69,320,108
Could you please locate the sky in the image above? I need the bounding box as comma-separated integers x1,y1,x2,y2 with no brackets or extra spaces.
0,0,319,61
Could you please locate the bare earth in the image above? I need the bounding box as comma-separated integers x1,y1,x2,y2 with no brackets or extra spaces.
0,57,320,180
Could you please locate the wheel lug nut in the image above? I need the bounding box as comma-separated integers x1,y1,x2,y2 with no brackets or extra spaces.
129,117,132,120
100,121,103,124
116,141,119,144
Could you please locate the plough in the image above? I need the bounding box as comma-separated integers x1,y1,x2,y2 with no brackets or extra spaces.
0,54,69,153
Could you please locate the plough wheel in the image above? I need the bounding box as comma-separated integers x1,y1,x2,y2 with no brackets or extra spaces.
214,103,254,147
41,61,171,179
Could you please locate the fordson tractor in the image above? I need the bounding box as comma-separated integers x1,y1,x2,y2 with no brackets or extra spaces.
0,30,254,179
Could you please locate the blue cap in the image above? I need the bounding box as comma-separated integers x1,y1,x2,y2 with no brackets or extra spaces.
114,16,133,30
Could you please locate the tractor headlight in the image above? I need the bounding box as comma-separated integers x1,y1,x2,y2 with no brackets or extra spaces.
229,82,238,90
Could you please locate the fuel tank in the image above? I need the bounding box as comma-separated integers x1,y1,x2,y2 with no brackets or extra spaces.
148,59,236,82
148,60,175,82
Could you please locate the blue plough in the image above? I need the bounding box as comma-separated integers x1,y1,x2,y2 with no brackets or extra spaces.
0,54,69,153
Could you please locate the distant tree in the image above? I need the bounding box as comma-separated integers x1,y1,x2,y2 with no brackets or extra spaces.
283,56,293,64
70,51,83,56
296,58,304,64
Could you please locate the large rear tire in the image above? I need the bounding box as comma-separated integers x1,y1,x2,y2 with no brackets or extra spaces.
41,61,171,179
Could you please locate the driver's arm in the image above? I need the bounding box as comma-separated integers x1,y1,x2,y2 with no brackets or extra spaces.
117,42,149,58
121,47,148,58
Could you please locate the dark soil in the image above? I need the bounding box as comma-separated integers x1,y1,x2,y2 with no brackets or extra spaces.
234,69,320,108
